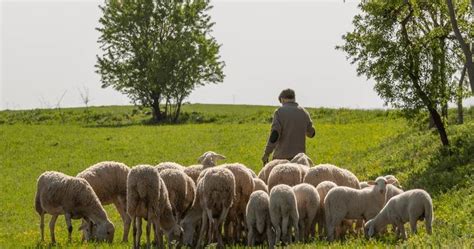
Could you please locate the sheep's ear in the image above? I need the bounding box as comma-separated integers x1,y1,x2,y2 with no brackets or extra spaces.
213,154,226,160
367,181,376,185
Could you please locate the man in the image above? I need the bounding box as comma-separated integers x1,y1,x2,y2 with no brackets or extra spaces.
262,88,316,164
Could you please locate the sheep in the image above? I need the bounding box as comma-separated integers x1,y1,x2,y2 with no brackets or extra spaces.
35,171,115,244
303,164,360,190
359,181,370,189
267,163,306,191
247,167,258,178
126,165,182,249
364,189,433,240
257,159,290,183
156,161,185,172
222,163,255,243
246,190,274,248
195,167,236,249
315,181,337,238
385,175,402,189
269,184,299,245
292,183,320,242
290,152,314,167
253,178,268,193
159,168,192,221
324,176,396,241
184,151,226,183
76,161,130,242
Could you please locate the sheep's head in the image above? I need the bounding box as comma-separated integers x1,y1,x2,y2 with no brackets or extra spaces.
364,219,377,238
385,175,403,189
94,220,115,243
368,176,391,195
180,211,199,246
198,151,226,168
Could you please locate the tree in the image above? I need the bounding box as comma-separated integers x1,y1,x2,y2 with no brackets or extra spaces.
446,0,474,93
96,0,224,122
338,1,469,146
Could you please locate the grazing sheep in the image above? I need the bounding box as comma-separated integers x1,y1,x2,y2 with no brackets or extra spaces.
184,151,226,183
160,168,191,221
76,161,130,242
304,164,360,190
290,152,314,167
315,181,337,238
156,162,185,172
127,165,182,249
365,189,433,240
267,163,305,191
324,176,395,241
257,159,290,183
246,191,274,248
35,171,115,243
253,178,268,193
222,163,255,243
386,184,404,202
269,184,299,245
195,167,236,249
292,183,320,242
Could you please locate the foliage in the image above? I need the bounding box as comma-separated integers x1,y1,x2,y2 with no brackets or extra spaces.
0,104,472,248
96,0,224,122
338,0,472,146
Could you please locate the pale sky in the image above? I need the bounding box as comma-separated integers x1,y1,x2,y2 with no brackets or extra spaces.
1,0,472,110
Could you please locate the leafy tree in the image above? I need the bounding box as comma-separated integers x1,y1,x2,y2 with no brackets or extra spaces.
338,0,471,146
96,0,224,122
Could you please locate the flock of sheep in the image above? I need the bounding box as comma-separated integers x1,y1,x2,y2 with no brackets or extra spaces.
34,151,434,248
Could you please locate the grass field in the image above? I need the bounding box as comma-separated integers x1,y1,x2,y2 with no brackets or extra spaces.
0,104,473,248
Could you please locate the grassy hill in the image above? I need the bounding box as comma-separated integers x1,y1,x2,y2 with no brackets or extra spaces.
0,104,472,248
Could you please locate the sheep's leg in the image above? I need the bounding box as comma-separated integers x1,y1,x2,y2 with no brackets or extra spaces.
197,211,208,248
247,225,254,247
131,216,137,249
409,218,418,235
114,197,130,242
291,209,299,244
425,217,432,235
270,210,281,245
64,213,73,243
396,222,406,240
216,207,230,248
146,209,152,249
39,213,45,241
136,217,143,248
49,214,58,244
266,222,275,249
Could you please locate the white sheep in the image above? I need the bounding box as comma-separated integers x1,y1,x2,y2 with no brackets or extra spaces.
304,164,360,190
385,175,402,189
159,168,192,221
324,176,396,241
184,151,226,183
257,159,290,183
364,189,433,240
76,161,130,242
156,161,185,172
315,180,337,238
35,171,115,243
269,184,299,245
359,181,370,189
195,167,236,248
253,178,268,193
246,190,274,248
222,163,255,243
126,165,182,249
267,163,306,191
292,183,320,242
290,152,314,167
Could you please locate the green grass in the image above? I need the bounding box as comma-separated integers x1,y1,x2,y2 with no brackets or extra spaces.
0,104,472,248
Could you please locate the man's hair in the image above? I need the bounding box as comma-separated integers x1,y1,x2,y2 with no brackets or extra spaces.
278,88,295,102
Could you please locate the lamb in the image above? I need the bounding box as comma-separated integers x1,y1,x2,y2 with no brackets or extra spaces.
292,183,320,242
222,163,255,243
361,175,402,190
253,178,268,193
267,163,306,191
269,184,299,245
156,161,185,172
184,151,226,183
364,189,433,240
159,168,193,221
76,161,130,242
246,190,274,248
304,164,360,190
315,181,337,238
126,165,182,249
257,159,290,183
290,152,314,167
195,167,236,248
324,176,396,241
35,171,115,243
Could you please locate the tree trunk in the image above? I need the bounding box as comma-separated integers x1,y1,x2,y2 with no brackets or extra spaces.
457,65,467,124
150,94,163,123
173,96,184,123
428,106,450,146
446,0,474,93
